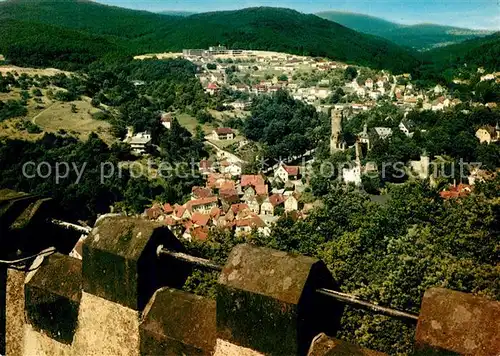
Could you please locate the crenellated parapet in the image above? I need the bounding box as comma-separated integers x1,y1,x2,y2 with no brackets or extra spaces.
1,190,499,356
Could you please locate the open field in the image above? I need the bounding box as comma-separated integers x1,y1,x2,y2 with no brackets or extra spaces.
134,52,183,60
0,88,115,144
208,109,249,121
176,113,215,135
33,97,114,144
0,65,70,76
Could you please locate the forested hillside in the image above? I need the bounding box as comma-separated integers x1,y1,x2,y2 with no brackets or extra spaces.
424,32,500,71
317,11,492,50
414,32,500,84
0,1,418,72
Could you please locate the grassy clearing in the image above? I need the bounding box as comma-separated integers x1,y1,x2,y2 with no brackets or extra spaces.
0,118,44,141
0,65,70,77
33,97,114,144
176,113,215,135
0,88,115,144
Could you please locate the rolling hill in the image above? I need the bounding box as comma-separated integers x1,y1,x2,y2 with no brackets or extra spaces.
316,11,493,51
424,32,500,71
0,1,419,72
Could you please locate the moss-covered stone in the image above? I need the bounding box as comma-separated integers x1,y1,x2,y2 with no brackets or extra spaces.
25,253,82,345
217,244,342,356
83,216,183,311
415,288,500,356
140,287,216,355
308,333,388,356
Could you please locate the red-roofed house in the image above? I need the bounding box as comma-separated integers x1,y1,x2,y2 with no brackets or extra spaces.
145,205,163,220
219,180,236,191
174,205,191,220
163,203,174,215
231,203,250,215
210,206,222,219
206,82,219,95
191,226,209,241
255,184,268,197
213,127,235,140
199,160,214,175
241,175,265,188
274,165,300,182
191,212,211,227
191,186,214,200
440,184,473,200
261,194,285,216
235,216,266,236
186,196,218,214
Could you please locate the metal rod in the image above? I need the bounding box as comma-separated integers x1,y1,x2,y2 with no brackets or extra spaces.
316,288,419,323
0,247,56,266
157,247,223,271
157,247,419,323
51,219,91,233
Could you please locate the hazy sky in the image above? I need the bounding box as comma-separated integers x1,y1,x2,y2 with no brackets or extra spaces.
95,0,500,30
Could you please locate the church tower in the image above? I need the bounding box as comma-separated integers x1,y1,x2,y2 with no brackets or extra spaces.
330,107,345,155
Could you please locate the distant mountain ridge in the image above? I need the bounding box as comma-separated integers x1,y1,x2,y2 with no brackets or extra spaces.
158,10,197,17
316,11,493,50
0,2,419,73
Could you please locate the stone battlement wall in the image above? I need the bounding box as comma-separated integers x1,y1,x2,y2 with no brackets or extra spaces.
1,191,499,356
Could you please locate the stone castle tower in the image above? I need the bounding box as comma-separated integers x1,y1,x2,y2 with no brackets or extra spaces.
330,107,345,155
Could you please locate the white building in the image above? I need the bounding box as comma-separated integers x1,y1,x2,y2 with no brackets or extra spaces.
123,127,152,155
342,163,362,186
223,163,242,177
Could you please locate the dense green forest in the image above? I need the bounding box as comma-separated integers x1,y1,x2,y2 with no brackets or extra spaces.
422,32,500,73
316,11,493,50
0,1,418,72
1,0,497,80
243,90,327,160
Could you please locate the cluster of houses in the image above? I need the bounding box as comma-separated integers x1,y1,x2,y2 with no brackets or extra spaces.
347,75,392,101
144,163,316,241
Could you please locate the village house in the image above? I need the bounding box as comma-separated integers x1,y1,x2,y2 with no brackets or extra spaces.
223,162,242,177
260,194,285,216
225,101,249,110
439,184,473,200
219,188,240,211
358,124,371,150
274,165,300,182
206,82,219,95
174,205,191,220
213,127,235,140
246,196,261,215
342,163,362,186
186,196,218,215
409,155,431,180
373,127,393,140
399,119,415,137
191,186,214,200
191,212,212,228
468,168,496,185
241,175,266,189
284,194,299,213
199,160,214,175
476,125,500,144
160,112,173,129
123,127,151,155
235,216,267,237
